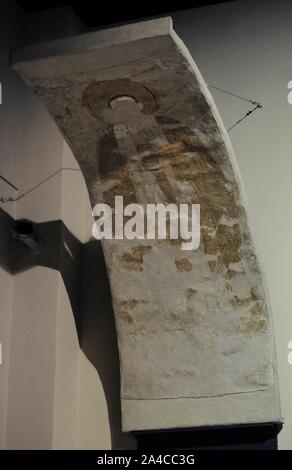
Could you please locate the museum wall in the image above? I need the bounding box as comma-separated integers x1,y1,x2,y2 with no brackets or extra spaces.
0,0,291,450
0,1,116,450
0,0,19,448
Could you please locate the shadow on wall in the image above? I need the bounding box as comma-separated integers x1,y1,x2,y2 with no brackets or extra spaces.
0,206,135,449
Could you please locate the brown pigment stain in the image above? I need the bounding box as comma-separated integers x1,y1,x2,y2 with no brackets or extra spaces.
223,268,245,279
155,127,243,266
98,129,128,179
231,286,260,309
119,299,148,314
142,151,178,204
120,245,152,272
98,122,245,271
164,127,203,149
142,143,185,164
250,301,265,316
103,176,137,207
238,316,267,334
208,260,217,272
122,312,134,324
163,127,240,228
155,116,180,125
119,299,149,328
203,224,241,267
186,288,197,300
144,135,242,263
156,142,185,154
142,154,162,170
155,171,177,204
168,235,185,247
175,258,193,272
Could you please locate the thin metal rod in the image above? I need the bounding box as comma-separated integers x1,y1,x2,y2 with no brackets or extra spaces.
0,168,81,203
0,175,18,191
207,84,263,132
227,104,262,132
207,84,261,106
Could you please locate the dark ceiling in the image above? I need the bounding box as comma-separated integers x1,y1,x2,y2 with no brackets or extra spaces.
16,1,234,28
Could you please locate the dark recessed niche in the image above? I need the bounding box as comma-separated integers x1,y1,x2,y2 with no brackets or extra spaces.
133,422,283,450
16,1,234,28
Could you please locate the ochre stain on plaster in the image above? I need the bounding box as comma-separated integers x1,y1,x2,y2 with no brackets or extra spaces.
97,121,244,274
103,176,137,207
155,116,180,126
208,260,217,272
155,171,178,204
97,120,243,274
202,224,241,267
119,299,148,314
141,126,243,269
238,316,267,334
250,301,265,316
142,154,162,171
119,299,149,331
98,130,128,178
224,268,245,279
175,258,193,272
231,286,259,309
143,142,185,160
120,245,152,271
185,288,197,300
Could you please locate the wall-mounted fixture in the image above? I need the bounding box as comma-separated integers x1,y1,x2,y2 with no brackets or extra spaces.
11,220,42,254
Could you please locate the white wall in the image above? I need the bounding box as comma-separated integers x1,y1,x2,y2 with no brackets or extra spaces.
0,1,114,450
0,0,23,448
173,0,292,449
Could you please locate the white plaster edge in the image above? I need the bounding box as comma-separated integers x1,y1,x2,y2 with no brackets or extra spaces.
122,385,282,432
11,17,172,66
